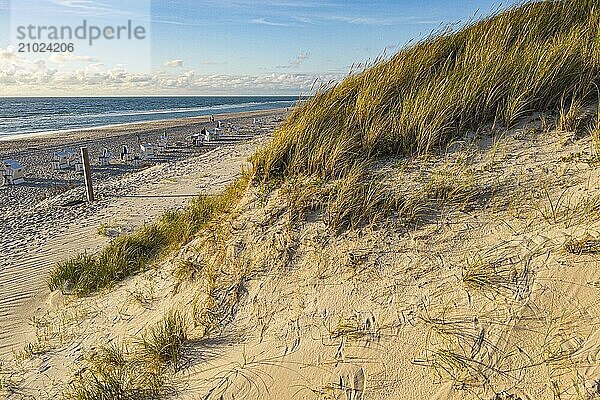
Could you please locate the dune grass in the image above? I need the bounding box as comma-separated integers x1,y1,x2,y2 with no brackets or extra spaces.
66,344,162,400
252,0,600,182
139,312,188,371
66,343,166,400
49,177,249,296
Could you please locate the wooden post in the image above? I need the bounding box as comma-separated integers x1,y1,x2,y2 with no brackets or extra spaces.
81,147,94,202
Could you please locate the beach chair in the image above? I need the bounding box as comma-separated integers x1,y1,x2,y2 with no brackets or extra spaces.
157,132,168,153
74,159,84,172
204,129,216,142
99,148,112,166
191,133,204,147
66,149,77,167
73,152,83,172
1,160,25,186
132,156,142,167
140,143,155,160
52,149,76,170
120,145,134,162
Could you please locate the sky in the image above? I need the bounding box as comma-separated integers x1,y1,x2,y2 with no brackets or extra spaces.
0,0,521,96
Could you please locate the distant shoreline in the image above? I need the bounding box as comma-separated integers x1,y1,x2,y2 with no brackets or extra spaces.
0,107,289,143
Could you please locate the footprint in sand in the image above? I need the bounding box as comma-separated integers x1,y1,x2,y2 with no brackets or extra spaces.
333,364,366,400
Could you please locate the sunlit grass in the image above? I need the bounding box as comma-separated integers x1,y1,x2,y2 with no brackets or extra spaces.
252,0,600,182
49,177,249,296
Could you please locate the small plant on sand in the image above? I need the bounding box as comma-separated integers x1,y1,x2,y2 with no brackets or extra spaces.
65,310,192,400
417,311,499,391
49,224,168,295
564,234,600,255
139,311,188,371
462,254,532,300
0,360,16,395
424,159,478,208
331,314,378,341
65,344,164,400
128,280,157,309
175,257,203,281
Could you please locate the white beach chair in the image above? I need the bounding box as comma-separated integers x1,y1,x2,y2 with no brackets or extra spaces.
99,147,112,166
74,160,84,172
52,149,76,170
140,143,155,160
158,132,168,151
66,149,77,167
1,159,25,186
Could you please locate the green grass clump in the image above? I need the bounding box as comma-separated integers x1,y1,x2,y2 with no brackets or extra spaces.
49,177,248,296
139,312,188,370
65,312,190,400
65,344,163,400
252,0,600,182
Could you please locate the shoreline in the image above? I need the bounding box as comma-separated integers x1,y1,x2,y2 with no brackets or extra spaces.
0,107,289,143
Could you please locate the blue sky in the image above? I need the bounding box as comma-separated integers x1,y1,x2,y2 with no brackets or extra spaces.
0,0,521,96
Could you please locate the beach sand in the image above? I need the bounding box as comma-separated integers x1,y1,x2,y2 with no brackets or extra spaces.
0,108,287,357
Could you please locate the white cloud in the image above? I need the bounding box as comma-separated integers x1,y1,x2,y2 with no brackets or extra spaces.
277,51,310,69
250,18,291,27
0,46,17,60
0,47,341,95
49,52,97,63
324,15,439,26
50,0,118,13
164,59,184,68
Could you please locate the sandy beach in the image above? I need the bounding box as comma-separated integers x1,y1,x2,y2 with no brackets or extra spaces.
2,2,600,398
0,108,286,357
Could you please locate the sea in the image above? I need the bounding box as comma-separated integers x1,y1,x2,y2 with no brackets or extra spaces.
0,96,300,137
